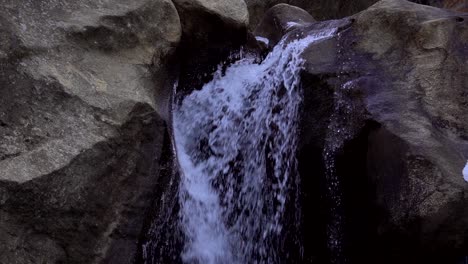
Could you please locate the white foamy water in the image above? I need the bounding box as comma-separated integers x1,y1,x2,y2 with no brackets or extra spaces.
255,36,270,46
173,28,336,264
286,22,300,29
463,161,468,182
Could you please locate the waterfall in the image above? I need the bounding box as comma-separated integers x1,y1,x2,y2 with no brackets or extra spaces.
172,28,336,263
323,71,366,263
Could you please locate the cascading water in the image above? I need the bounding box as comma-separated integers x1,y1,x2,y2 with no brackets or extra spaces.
323,80,360,263
173,28,336,263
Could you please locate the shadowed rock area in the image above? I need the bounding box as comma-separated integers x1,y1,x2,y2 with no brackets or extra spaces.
172,0,250,95
0,0,181,263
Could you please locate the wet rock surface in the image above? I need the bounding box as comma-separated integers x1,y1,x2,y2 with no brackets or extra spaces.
295,0,468,262
254,4,316,49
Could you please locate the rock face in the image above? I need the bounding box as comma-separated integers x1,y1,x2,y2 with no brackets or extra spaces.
0,0,181,263
294,0,468,262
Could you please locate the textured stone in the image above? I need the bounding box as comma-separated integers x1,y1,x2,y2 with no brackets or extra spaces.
0,0,181,263
173,0,249,30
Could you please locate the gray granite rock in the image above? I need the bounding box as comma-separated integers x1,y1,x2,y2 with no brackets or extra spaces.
0,0,181,263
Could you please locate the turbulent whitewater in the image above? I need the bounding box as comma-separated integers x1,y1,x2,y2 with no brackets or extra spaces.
173,29,336,264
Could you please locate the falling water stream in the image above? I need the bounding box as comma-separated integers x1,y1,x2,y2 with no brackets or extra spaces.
172,28,337,263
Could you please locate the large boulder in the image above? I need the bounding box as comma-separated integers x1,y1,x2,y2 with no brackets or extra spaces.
245,0,468,29
245,0,379,29
294,0,468,262
0,0,181,263
254,4,316,49
173,0,249,31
